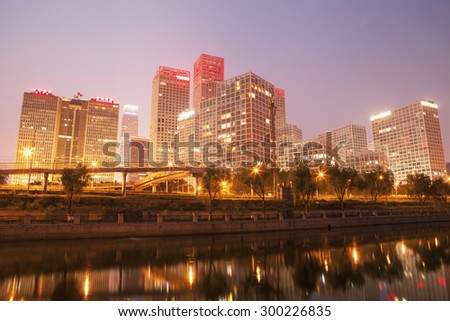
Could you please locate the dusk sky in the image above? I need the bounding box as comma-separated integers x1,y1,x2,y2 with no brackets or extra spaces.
1,0,449,163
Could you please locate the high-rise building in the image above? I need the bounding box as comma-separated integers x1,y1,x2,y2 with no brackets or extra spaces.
276,123,302,170
176,110,199,165
84,97,119,183
120,104,139,139
54,98,89,169
346,150,388,173
118,104,139,172
203,72,274,168
150,66,190,163
198,98,218,165
193,54,224,111
128,136,150,182
371,99,446,182
274,88,286,133
13,89,61,184
331,124,368,164
14,90,120,184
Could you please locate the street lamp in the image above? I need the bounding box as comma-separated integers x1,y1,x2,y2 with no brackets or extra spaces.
316,171,325,198
23,148,33,194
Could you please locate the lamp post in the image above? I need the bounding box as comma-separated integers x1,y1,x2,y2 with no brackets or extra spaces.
316,171,325,198
251,166,259,198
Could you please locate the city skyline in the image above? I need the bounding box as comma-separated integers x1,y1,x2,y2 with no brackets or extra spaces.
1,0,449,163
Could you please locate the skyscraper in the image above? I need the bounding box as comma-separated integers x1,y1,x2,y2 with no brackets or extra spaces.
371,99,446,182
13,89,61,184
331,124,368,163
150,66,190,163
199,72,274,168
176,110,199,165
193,54,224,111
274,88,286,133
54,98,88,169
84,97,119,182
276,123,302,170
118,104,139,172
120,104,139,139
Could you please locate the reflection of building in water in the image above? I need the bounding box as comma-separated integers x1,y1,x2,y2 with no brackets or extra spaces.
1,236,450,301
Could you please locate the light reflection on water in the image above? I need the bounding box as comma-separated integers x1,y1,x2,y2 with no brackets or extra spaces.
1,224,450,301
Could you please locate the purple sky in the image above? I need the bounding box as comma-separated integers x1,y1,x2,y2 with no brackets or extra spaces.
1,0,449,163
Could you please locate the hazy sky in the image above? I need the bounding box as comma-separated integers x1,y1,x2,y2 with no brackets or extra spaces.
1,0,449,163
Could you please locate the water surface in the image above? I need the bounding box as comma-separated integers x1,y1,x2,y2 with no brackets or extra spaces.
1,223,450,301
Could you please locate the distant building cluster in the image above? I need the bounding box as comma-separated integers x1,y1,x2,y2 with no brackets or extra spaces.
12,54,448,184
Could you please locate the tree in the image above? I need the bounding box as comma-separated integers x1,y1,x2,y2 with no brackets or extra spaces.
243,163,274,218
327,166,358,210
359,168,394,207
406,173,432,210
363,244,403,283
292,250,322,299
201,167,229,215
430,178,450,210
0,171,8,185
60,164,90,214
289,164,316,212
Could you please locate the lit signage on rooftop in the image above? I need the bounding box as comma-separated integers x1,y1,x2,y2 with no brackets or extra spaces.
274,88,285,97
420,100,438,108
159,67,190,81
91,97,114,104
176,75,190,81
32,88,53,95
370,110,391,121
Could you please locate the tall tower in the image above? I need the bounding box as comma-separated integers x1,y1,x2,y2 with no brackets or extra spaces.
84,97,119,182
273,88,286,133
215,72,274,168
120,104,139,139
13,89,61,184
331,124,368,163
150,66,190,163
371,99,446,182
193,54,224,111
54,98,89,169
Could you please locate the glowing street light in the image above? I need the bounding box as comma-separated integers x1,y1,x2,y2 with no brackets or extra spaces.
91,161,97,167
316,171,325,198
252,166,259,174
23,148,32,158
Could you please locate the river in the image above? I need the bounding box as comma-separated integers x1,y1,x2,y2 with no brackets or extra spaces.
1,222,450,301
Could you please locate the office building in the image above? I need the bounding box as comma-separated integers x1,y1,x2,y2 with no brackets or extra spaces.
54,98,89,169
176,110,199,165
120,104,139,139
371,99,446,182
331,124,368,164
274,88,286,133
276,123,302,170
197,72,275,168
346,150,388,173
128,136,150,182
193,54,224,111
84,97,119,182
150,66,190,163
13,89,61,184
